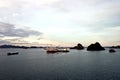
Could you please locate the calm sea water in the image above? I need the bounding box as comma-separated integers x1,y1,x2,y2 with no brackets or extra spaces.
0,48,120,80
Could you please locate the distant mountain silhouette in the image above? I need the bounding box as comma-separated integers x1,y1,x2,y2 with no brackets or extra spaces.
110,46,120,49
87,42,105,51
70,43,84,50
0,45,43,49
0,45,26,48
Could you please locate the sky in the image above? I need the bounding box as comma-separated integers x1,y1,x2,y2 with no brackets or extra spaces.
0,0,120,47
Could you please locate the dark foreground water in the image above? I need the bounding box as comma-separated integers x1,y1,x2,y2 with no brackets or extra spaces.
0,48,120,80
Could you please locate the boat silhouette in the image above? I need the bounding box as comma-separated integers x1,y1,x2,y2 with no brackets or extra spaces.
7,52,19,56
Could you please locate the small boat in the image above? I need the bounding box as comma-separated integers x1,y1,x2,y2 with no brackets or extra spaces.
7,52,19,56
109,49,116,53
46,47,69,53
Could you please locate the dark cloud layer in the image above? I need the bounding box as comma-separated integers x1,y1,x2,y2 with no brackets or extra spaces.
0,22,42,37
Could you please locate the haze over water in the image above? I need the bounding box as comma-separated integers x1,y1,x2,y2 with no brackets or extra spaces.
0,48,120,80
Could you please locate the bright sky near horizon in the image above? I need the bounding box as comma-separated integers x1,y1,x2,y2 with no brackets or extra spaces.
0,0,120,47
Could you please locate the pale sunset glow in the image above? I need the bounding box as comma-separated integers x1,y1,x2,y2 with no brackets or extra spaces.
0,0,120,47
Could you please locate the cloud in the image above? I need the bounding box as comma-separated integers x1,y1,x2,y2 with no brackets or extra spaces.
0,0,119,46
0,0,120,28
0,22,43,45
0,0,59,23
4,38,29,43
0,0,12,8
0,0,59,8
0,40,11,45
51,0,120,27
0,22,42,37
